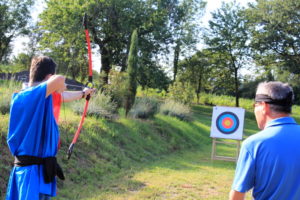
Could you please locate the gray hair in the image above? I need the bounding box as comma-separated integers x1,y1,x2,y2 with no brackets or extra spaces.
256,81,294,114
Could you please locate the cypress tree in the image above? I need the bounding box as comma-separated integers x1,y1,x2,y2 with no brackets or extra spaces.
125,29,138,116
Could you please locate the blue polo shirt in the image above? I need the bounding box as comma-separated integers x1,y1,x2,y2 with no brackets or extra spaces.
232,117,300,199
6,83,59,200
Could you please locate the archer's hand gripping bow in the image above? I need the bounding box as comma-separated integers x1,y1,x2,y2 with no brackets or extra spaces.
67,13,94,159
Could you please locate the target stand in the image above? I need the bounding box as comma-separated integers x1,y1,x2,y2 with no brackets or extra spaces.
211,138,241,162
210,106,245,162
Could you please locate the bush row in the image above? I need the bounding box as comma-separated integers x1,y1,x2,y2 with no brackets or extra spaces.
129,98,191,121
2,78,263,121
72,94,191,121
0,79,191,121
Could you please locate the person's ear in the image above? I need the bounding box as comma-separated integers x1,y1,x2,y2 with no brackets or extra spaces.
263,102,271,115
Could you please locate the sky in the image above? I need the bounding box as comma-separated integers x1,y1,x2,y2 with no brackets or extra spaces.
202,0,254,26
11,0,255,72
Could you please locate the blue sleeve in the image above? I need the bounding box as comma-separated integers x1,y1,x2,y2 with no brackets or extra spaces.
7,83,47,155
232,144,255,192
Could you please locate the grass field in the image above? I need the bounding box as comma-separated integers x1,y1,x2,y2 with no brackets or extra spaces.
53,105,259,200
2,90,299,199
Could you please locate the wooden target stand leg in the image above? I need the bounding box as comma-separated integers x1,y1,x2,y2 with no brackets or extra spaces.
211,138,241,162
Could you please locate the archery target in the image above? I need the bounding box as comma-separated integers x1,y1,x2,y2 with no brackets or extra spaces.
216,112,239,134
210,106,245,140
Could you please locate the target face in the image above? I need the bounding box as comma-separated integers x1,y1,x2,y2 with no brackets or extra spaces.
216,112,239,134
210,106,245,140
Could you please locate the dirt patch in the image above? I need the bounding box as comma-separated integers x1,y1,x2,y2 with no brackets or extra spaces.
198,184,222,199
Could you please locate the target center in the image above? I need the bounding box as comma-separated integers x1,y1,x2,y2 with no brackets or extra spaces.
224,120,232,126
222,117,233,128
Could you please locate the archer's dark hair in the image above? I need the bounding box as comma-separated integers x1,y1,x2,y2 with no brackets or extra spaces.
29,56,57,84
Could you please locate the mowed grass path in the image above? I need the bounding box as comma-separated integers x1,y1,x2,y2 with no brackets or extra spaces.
88,151,238,200
75,105,258,200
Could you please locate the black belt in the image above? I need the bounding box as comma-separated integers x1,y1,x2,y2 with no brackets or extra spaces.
14,155,65,183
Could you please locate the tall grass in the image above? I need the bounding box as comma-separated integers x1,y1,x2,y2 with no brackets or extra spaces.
199,93,254,110
0,80,19,197
137,88,254,111
0,79,21,114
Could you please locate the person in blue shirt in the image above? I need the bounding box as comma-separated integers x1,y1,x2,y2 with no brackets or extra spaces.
230,81,300,200
6,56,95,200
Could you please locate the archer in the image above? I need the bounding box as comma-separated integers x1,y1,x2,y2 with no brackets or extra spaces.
5,56,95,200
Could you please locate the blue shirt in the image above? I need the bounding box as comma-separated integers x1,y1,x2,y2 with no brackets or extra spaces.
6,83,59,200
232,117,300,199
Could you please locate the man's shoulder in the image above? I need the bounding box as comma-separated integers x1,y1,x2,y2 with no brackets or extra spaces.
242,129,270,149
242,118,300,150
12,83,47,103
22,83,47,94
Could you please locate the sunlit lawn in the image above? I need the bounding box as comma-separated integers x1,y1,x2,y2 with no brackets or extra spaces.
3,95,296,199
66,105,258,200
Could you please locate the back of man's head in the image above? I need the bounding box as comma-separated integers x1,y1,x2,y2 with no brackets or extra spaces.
256,81,294,114
29,56,57,84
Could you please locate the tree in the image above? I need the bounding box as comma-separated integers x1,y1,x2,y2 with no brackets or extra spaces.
178,49,211,104
0,0,33,62
38,0,87,81
125,29,138,116
247,0,300,74
205,1,250,107
38,0,180,86
177,48,239,104
169,0,206,82
11,25,43,71
137,61,171,91
11,53,32,71
244,0,300,104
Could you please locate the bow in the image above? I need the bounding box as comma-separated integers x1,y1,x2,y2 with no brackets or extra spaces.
67,13,94,159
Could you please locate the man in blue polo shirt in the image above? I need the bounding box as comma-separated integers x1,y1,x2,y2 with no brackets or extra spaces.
230,81,300,200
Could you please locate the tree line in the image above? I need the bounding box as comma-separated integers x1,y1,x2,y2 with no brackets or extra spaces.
1,0,300,105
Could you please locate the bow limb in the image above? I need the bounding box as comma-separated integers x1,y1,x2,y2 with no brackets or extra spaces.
67,100,89,159
67,13,93,159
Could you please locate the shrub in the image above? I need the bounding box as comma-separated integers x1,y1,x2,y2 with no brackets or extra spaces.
136,87,167,100
159,99,191,121
104,70,128,108
201,93,213,105
71,91,118,119
129,97,159,119
168,81,194,105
